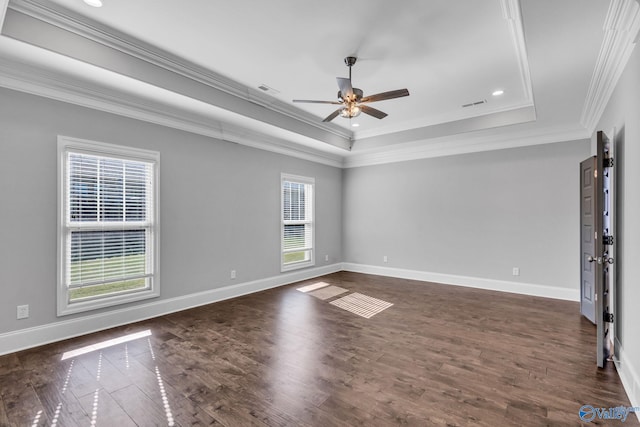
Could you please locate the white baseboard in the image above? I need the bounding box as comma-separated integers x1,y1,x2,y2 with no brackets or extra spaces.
341,263,580,301
0,262,584,356
2,260,635,421
615,340,640,422
0,263,341,356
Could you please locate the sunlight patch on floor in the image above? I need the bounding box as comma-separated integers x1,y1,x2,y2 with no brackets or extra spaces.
296,281,330,293
32,329,177,426
61,329,152,360
31,410,42,427
330,292,394,318
308,285,349,300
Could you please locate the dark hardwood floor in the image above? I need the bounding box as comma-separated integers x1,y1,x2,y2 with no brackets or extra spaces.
0,272,636,426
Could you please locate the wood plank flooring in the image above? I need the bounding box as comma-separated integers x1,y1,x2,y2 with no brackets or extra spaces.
0,272,636,426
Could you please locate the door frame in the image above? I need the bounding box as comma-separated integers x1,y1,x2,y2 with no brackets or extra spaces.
595,130,615,368
605,128,616,359
581,130,616,368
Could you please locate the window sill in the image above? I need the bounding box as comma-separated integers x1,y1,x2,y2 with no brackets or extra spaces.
281,260,315,273
57,286,160,317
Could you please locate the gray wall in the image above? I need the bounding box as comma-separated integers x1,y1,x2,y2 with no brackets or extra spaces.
343,139,590,289
0,88,343,334
595,43,640,397
2,57,637,401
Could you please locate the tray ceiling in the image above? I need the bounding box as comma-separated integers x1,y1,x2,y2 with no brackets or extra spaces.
0,0,637,166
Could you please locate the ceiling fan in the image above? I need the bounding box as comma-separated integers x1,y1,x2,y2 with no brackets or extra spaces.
293,56,410,122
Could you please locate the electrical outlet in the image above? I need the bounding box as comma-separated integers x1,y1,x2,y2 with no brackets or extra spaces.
512,267,520,276
17,305,29,319
325,254,329,262
383,255,388,263
230,270,236,279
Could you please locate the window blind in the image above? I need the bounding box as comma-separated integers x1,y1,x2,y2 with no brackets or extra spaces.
64,152,154,300
282,175,314,270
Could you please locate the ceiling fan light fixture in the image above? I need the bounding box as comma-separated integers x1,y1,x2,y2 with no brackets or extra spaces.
340,105,361,118
293,56,409,123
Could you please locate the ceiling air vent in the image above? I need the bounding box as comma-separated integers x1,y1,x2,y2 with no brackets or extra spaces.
462,99,487,108
258,84,280,95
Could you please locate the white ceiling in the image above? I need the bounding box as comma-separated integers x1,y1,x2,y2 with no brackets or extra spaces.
46,0,530,135
0,0,637,166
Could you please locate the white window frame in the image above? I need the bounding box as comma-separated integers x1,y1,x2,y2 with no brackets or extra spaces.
57,136,160,316
281,173,315,272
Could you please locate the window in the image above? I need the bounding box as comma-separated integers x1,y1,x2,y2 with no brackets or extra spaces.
281,174,315,271
58,136,159,316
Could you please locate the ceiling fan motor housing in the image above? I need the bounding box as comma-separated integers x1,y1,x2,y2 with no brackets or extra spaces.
344,56,357,67
292,55,409,122
338,88,363,103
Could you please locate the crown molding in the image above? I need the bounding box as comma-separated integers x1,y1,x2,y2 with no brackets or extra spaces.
0,41,592,171
353,0,534,142
7,0,353,143
343,124,589,168
8,0,540,150
353,100,534,141
581,0,640,133
0,40,344,168
0,35,587,171
0,0,606,170
500,0,534,103
354,104,536,150
0,0,7,31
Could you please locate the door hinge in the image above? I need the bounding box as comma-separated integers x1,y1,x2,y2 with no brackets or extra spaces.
603,235,614,245
603,158,614,168
604,312,614,323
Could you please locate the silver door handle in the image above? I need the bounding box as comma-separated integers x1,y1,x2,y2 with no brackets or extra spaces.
587,256,603,264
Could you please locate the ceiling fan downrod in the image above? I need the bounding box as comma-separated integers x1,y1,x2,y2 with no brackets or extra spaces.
291,55,409,123
344,56,357,81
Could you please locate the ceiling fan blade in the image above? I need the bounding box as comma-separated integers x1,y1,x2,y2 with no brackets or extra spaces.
293,99,342,104
336,77,354,99
322,109,342,122
361,88,410,103
360,105,388,119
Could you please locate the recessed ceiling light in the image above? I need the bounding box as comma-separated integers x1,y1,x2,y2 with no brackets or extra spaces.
492,90,504,96
83,0,103,7
351,123,360,127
